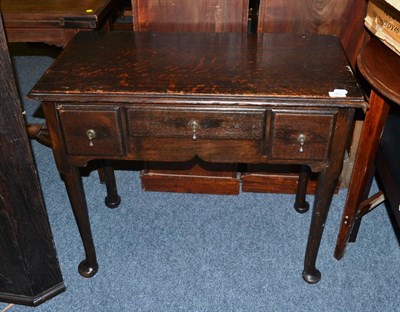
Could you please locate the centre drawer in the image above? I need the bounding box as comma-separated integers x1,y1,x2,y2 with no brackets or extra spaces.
127,108,266,140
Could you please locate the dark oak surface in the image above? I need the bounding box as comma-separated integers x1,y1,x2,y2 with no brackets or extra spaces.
30,31,366,284
1,0,116,46
31,32,364,102
0,13,64,306
335,38,400,259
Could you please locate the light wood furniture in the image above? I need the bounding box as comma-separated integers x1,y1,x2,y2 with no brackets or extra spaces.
29,31,366,283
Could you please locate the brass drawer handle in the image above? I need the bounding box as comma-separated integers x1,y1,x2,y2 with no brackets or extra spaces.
298,134,307,153
86,129,96,147
188,120,199,141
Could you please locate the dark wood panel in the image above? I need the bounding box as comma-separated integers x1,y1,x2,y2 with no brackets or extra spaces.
142,160,240,195
4,28,77,47
58,105,124,156
257,0,369,69
1,0,113,21
127,108,265,139
0,12,64,306
269,110,336,161
242,171,318,194
131,0,249,32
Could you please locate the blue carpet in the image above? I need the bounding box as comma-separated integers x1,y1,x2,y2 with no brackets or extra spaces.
2,54,400,312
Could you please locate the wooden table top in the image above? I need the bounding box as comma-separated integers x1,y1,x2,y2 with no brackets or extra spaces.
30,31,366,108
1,0,113,23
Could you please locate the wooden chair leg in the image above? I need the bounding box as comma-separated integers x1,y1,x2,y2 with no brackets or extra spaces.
348,163,376,242
334,91,390,259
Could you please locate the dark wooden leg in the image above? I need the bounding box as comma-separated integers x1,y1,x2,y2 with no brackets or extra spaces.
102,160,121,208
294,165,311,213
302,168,338,284
63,167,98,278
98,167,106,184
334,91,390,260
303,108,354,284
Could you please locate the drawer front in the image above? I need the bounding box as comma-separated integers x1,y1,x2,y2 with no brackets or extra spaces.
58,105,124,156
269,110,336,160
127,108,266,140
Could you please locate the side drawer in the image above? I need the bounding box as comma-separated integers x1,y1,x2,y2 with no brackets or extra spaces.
57,105,124,156
127,107,266,140
269,109,336,161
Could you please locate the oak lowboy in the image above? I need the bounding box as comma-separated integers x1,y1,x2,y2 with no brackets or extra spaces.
29,31,366,283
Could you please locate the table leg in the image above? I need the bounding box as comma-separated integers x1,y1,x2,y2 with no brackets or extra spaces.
334,91,390,260
102,160,121,209
302,166,339,284
63,167,98,278
294,165,311,213
302,108,355,283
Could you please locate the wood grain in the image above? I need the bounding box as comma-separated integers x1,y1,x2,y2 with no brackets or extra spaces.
131,0,249,33
257,0,369,69
0,13,64,306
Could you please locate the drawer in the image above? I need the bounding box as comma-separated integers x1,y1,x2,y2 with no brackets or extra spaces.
269,110,336,160
127,108,266,140
58,105,124,156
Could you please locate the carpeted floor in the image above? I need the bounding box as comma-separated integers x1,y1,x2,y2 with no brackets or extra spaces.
1,50,400,312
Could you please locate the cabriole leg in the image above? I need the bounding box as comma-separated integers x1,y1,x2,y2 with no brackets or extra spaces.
63,167,98,278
